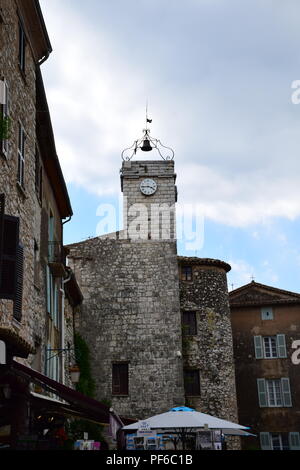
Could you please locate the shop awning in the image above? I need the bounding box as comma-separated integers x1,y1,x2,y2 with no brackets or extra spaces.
12,361,133,426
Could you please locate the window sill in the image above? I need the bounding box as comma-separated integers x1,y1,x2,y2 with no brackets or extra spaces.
16,181,27,199
112,394,129,397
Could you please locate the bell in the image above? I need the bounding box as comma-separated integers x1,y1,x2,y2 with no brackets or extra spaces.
141,138,152,152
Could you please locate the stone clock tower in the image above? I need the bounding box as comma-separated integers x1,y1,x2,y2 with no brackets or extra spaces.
120,160,177,241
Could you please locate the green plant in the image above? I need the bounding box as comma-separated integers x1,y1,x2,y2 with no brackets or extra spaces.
0,116,11,140
74,332,95,398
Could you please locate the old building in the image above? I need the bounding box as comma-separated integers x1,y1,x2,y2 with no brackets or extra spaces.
68,144,239,448
229,281,300,450
0,0,114,449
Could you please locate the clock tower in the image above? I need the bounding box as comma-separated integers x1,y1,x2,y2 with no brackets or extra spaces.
120,160,177,240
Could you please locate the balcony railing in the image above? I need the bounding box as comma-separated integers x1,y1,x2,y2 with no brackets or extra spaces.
48,241,66,276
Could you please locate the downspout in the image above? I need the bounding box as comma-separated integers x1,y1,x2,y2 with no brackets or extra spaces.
60,215,72,384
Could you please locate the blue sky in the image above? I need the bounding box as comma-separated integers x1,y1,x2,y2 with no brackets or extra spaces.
40,0,300,292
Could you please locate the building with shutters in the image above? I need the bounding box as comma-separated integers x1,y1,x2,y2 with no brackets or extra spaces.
229,281,300,450
0,0,119,449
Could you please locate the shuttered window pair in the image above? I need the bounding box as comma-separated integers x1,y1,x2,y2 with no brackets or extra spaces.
0,194,23,321
260,432,300,450
254,335,287,359
257,378,292,407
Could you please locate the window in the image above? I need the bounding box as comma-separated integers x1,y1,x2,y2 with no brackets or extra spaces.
18,21,26,73
254,335,287,359
0,79,9,157
257,378,292,407
184,369,200,396
112,363,129,395
261,306,273,320
181,266,192,281
17,123,25,188
46,265,60,327
35,148,43,201
182,311,197,335
260,432,300,450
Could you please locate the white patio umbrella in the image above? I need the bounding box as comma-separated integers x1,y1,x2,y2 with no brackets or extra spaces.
123,406,250,432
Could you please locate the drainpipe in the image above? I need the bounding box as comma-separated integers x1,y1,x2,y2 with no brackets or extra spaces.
60,270,72,385
60,215,72,384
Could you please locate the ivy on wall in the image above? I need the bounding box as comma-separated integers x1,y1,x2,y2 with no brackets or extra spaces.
74,332,95,398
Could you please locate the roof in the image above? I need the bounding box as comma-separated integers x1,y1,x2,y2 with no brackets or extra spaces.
36,68,73,218
229,281,300,307
16,0,52,63
0,327,35,358
178,256,231,273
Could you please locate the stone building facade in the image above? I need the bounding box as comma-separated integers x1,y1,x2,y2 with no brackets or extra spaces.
0,0,95,448
230,281,300,450
68,157,239,448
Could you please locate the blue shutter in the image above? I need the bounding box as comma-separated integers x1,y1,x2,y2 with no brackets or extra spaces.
257,378,268,407
260,432,272,450
254,336,263,359
277,335,287,358
289,432,300,450
281,378,292,407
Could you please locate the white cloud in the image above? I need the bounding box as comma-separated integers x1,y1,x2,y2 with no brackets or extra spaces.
40,0,300,227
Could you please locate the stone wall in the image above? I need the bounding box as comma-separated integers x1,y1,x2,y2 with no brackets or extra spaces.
68,236,185,419
179,258,240,449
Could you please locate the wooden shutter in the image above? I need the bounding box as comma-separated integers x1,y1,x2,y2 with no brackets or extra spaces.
281,378,292,407
277,334,287,358
112,363,129,395
13,244,24,322
182,311,197,335
0,215,19,299
289,432,300,450
0,193,4,286
254,336,263,359
257,378,268,407
184,370,200,396
260,432,272,450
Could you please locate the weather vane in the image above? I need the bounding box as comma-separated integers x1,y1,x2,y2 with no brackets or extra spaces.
121,106,175,161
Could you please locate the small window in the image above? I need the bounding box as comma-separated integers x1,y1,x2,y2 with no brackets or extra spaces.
17,123,26,188
261,306,273,320
112,363,129,395
181,266,192,281
1,79,9,157
184,369,200,396
35,148,43,201
18,21,26,73
182,311,197,336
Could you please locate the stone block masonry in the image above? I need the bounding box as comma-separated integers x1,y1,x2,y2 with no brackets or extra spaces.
68,236,185,419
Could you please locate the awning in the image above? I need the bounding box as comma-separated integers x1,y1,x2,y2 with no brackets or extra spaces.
12,361,133,425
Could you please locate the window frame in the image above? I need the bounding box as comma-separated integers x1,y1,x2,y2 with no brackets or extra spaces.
112,362,129,396
1,79,9,158
184,369,201,396
182,311,197,336
18,20,26,74
181,265,193,281
17,122,26,188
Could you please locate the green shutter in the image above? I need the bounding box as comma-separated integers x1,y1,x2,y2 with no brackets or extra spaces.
277,334,287,358
281,378,292,407
289,432,300,450
260,432,272,450
257,378,268,407
254,336,263,359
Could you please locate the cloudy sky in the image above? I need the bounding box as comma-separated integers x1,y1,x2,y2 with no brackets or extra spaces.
39,0,300,292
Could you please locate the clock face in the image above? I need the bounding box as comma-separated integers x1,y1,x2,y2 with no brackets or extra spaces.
140,178,157,196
